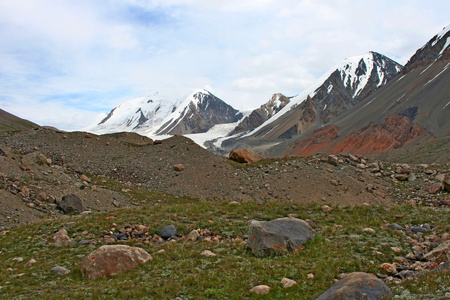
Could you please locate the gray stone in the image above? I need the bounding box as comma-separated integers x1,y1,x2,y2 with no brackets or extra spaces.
58,194,84,214
411,226,430,234
388,224,405,231
160,225,177,239
50,266,70,276
317,272,393,300
246,217,314,257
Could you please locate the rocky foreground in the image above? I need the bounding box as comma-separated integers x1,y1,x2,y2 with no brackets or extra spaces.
0,128,449,298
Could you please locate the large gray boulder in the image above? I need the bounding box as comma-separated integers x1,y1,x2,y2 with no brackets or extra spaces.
317,272,393,300
59,194,83,214
247,217,314,257
81,245,152,280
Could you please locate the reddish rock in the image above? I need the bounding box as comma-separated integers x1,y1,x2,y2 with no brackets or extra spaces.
443,174,450,192
395,174,409,181
37,192,47,201
229,149,262,164
173,164,185,172
20,186,30,197
80,174,91,183
81,245,152,280
428,183,443,194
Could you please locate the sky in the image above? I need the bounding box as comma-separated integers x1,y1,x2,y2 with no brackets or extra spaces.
0,0,449,130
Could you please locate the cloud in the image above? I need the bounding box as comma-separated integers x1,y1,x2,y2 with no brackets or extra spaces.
0,0,449,130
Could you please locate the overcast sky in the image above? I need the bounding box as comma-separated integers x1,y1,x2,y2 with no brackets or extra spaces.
0,0,448,130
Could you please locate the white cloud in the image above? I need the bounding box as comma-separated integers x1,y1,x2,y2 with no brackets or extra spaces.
0,0,449,130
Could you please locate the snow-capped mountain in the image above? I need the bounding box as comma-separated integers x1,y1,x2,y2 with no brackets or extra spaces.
86,89,243,137
230,93,292,135
220,51,402,150
265,25,450,158
403,25,450,74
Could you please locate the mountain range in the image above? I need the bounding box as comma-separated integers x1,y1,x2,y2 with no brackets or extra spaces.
3,25,450,161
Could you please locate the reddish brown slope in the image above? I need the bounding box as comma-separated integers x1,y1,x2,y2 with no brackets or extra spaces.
284,114,435,157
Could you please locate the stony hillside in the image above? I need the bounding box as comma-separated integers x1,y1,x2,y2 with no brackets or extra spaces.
0,108,39,132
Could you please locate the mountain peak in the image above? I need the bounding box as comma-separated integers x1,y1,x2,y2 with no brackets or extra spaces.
403,24,450,74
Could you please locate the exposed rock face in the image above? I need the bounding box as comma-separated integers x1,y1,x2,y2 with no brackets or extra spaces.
231,93,291,135
317,272,393,300
284,126,339,157
229,149,262,164
59,194,84,214
284,114,435,157
157,90,243,135
81,245,152,280
247,217,314,257
331,114,435,156
403,26,450,74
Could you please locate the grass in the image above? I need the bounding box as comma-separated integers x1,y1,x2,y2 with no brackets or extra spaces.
0,179,449,299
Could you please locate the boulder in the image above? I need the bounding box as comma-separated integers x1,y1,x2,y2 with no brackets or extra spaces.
51,228,72,247
428,183,443,194
443,174,450,192
246,217,313,257
229,149,262,164
424,240,450,263
81,245,152,280
317,272,393,300
58,194,84,214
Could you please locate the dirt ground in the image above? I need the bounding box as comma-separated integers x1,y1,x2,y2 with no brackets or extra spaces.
1,128,448,228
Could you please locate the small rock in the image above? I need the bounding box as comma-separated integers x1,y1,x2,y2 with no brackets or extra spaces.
361,203,370,207
185,229,200,242
390,247,401,253
362,228,376,234
395,174,409,181
380,263,397,274
20,186,30,197
281,278,297,288
173,164,185,172
327,155,339,166
407,173,416,182
37,192,47,201
200,250,216,257
51,228,72,247
388,224,404,231
50,266,70,276
411,226,430,234
24,258,37,267
12,257,24,263
249,285,271,295
307,273,315,279
435,174,445,182
80,174,91,183
160,225,177,239
112,200,120,207
228,201,241,205
321,205,333,212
